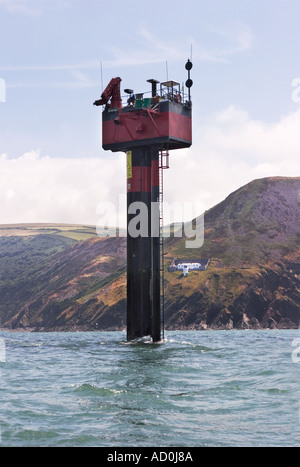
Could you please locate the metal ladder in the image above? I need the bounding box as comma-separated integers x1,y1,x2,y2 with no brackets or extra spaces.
159,150,169,340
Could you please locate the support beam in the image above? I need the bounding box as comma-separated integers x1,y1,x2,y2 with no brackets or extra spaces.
150,148,161,342
126,147,161,342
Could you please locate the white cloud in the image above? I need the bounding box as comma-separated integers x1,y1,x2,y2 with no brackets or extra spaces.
164,106,300,217
0,20,254,91
7,73,98,90
0,151,125,225
1,107,299,227
0,60,100,72
0,0,75,16
208,20,254,60
199,106,300,164
0,0,42,15
141,20,250,67
103,22,255,69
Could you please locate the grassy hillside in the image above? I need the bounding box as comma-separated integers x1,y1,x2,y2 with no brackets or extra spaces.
166,177,300,266
0,223,98,240
0,224,126,330
163,177,300,329
0,177,300,331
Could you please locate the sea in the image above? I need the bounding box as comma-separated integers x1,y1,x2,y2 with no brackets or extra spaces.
0,329,300,448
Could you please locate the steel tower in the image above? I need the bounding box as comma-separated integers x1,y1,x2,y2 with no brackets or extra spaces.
94,61,193,341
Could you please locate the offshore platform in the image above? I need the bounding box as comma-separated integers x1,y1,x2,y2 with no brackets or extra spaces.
94,61,193,342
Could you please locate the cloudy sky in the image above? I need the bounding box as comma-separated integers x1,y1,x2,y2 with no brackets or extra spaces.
1,0,300,226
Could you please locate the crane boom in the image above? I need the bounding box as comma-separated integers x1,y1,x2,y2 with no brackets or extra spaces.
93,77,122,109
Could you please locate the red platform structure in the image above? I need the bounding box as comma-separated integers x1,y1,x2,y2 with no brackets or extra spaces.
94,61,193,342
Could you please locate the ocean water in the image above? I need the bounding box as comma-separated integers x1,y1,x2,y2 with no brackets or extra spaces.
0,330,300,447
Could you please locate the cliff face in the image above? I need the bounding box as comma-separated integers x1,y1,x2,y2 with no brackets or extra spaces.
164,261,300,330
0,231,127,331
0,176,300,331
164,177,300,330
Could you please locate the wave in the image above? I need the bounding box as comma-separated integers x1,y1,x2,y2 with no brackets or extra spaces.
167,337,216,352
121,335,166,346
74,383,126,397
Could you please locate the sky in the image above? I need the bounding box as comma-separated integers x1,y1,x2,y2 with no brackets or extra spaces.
1,0,300,226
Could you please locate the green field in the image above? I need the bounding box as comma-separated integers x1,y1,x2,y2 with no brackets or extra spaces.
0,223,98,241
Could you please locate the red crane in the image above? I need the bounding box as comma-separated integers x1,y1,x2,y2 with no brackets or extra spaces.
93,77,122,109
